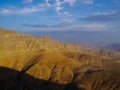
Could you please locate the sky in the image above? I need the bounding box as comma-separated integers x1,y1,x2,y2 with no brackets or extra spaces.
0,0,120,45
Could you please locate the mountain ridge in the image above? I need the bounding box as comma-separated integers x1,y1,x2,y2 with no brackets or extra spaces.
103,43,120,52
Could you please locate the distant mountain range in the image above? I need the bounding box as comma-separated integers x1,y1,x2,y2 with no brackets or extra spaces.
103,43,120,52
0,28,120,90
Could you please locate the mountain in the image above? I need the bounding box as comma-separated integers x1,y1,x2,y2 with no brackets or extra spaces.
100,49,120,60
103,43,120,52
0,28,17,35
0,28,120,90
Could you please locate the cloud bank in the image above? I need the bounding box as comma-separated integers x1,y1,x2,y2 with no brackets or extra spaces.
0,0,94,15
80,10,120,23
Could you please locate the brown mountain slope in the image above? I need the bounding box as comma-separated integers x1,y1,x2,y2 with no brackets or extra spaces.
0,29,120,90
0,28,17,35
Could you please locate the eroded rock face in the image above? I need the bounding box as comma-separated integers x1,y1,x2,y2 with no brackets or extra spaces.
0,28,120,90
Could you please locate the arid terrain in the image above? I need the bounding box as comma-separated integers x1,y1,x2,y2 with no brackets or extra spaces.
0,28,120,90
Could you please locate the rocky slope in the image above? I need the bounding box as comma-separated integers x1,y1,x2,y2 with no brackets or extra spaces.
0,28,120,90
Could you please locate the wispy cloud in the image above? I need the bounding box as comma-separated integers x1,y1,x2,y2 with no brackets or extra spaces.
64,0,76,6
23,22,107,32
80,10,120,23
54,0,77,15
0,4,47,15
0,0,94,16
93,10,118,16
53,0,93,15
23,22,71,28
23,0,33,3
45,0,52,7
62,18,75,23
79,0,94,5
0,9,11,15
54,0,65,15
0,0,74,16
74,23,107,31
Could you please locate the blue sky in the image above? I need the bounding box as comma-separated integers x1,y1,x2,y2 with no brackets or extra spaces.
0,0,120,45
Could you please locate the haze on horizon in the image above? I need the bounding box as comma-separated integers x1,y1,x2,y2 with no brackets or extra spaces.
0,0,120,46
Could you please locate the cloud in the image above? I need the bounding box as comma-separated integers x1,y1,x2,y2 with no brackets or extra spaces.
79,0,94,4
45,0,51,7
74,23,107,31
23,0,33,3
23,22,107,32
54,0,76,15
55,6,64,15
0,9,11,15
62,18,75,23
0,4,48,15
93,10,118,16
0,0,95,16
0,0,53,15
80,10,120,23
64,0,76,6
23,22,71,28
0,7,43,15
54,0,64,15
0,0,74,16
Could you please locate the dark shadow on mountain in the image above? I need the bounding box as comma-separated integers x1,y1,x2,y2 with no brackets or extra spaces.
0,66,120,90
0,66,77,90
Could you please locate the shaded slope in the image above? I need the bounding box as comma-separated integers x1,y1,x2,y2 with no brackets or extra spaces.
77,70,120,90
0,66,67,90
0,66,120,90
